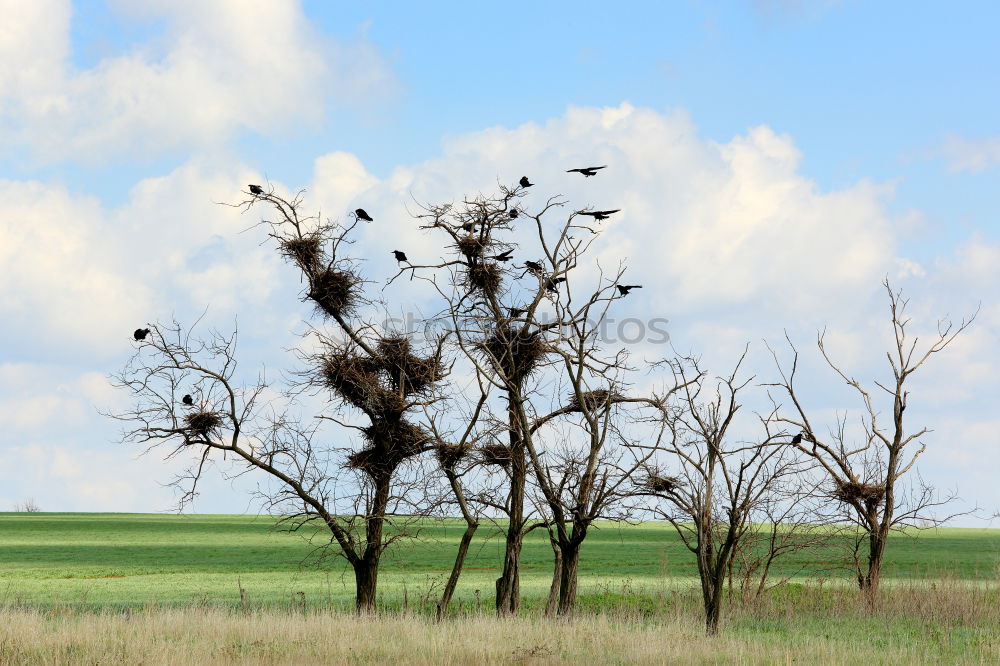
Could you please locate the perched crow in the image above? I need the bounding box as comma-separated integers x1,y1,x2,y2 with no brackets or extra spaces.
491,249,514,262
566,166,607,177
182,394,194,406
508,307,527,318
355,208,374,222
248,184,263,195
523,260,544,274
133,328,150,341
545,277,567,292
509,209,519,219
519,176,533,188
461,222,476,232
791,433,803,445
392,250,408,263
580,209,621,221
616,284,642,296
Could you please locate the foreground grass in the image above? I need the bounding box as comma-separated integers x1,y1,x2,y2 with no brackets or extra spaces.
2,581,998,665
2,513,998,609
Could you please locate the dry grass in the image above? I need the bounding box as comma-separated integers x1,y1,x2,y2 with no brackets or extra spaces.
1,581,997,664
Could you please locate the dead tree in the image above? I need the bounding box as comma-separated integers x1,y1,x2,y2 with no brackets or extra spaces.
112,188,448,614
767,279,976,602
640,351,807,635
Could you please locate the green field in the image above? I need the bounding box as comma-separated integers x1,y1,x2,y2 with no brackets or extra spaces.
2,513,998,610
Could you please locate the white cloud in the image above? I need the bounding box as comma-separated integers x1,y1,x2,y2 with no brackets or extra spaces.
0,0,396,164
940,134,1000,173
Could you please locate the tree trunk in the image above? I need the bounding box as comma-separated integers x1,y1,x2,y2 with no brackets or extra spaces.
556,543,581,616
858,526,887,604
352,468,391,615
354,556,379,615
496,397,525,616
436,521,478,620
704,586,723,635
544,541,563,617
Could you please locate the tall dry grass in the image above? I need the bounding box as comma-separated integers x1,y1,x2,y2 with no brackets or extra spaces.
0,579,997,664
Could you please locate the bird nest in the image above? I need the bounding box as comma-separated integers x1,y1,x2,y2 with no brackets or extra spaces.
832,480,885,505
435,443,470,471
184,411,222,438
456,234,488,260
308,268,359,318
567,389,624,413
376,336,442,395
349,420,429,477
320,352,405,415
477,326,548,387
463,262,503,298
643,473,681,494
280,236,324,272
479,443,513,467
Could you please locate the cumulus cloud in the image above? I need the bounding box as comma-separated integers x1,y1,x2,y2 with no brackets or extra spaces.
0,0,396,164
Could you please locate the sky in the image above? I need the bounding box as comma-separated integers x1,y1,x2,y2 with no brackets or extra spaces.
0,0,997,523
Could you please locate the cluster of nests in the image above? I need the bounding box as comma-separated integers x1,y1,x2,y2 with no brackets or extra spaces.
567,389,625,413
832,480,885,506
279,235,361,319
455,233,505,297
476,325,549,388
435,442,513,470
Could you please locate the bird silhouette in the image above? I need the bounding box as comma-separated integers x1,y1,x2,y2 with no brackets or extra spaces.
580,209,620,221
491,249,514,262
545,277,567,292
461,222,476,232
616,285,642,296
392,250,408,263
355,208,374,222
566,166,607,177
523,260,544,274
509,209,519,219
133,328,150,341
508,307,526,318
248,184,263,195
519,176,533,188
182,394,194,406
791,433,803,445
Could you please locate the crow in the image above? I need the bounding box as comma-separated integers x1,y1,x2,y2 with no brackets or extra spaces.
509,209,519,219
392,250,408,263
545,277,567,292
491,249,514,262
461,222,476,232
355,208,374,222
133,328,150,341
580,209,621,221
182,394,194,406
508,307,527,318
248,184,263,195
791,433,803,445
616,284,642,296
566,166,607,177
519,176,533,188
523,260,544,274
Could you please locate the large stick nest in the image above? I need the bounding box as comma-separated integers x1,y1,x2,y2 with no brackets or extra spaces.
567,389,624,413
184,411,223,438
479,443,513,467
832,480,885,505
456,234,488,261
643,473,681,494
347,419,429,477
376,336,443,395
280,235,324,273
463,263,503,297
308,268,359,318
435,443,470,471
320,352,406,416
477,326,548,387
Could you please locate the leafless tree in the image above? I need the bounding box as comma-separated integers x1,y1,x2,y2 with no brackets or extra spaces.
767,279,976,602
13,499,40,512
111,187,450,614
639,351,809,635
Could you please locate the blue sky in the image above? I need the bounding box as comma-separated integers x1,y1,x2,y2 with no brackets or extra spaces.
0,0,997,521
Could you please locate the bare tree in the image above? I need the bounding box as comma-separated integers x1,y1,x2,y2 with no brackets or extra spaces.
767,279,976,602
640,351,807,635
13,499,40,512
112,187,449,614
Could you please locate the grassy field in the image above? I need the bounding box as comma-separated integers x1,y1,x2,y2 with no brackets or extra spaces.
1,514,998,663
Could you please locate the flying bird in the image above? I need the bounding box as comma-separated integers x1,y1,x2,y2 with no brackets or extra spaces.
508,307,526,318
392,250,408,263
355,208,374,222
248,184,263,195
491,249,514,262
616,285,642,296
509,210,519,219
523,260,544,274
580,209,621,221
182,394,194,406
566,166,607,177
519,176,533,188
545,277,567,292
791,433,803,445
133,328,150,341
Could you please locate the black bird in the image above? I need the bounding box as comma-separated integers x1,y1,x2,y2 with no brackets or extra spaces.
616,284,642,296
566,165,607,177
509,209,519,219
580,209,621,221
491,249,514,262
248,184,263,195
519,176,533,188
508,307,526,318
182,394,194,406
545,277,567,292
523,260,544,274
392,250,408,263
791,433,803,445
355,208,374,222
133,328,150,341
461,222,476,232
